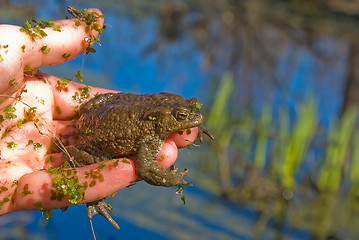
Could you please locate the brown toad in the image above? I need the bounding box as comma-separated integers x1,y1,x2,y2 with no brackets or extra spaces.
63,92,214,229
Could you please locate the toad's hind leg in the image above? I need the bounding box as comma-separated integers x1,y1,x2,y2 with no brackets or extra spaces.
136,136,189,187
63,146,120,230
87,200,120,230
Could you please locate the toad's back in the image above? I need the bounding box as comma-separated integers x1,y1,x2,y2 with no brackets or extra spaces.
76,92,201,158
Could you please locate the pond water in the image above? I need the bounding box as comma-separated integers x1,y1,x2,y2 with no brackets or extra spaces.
0,1,357,240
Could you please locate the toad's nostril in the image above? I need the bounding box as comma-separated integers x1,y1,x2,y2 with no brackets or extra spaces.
189,113,202,121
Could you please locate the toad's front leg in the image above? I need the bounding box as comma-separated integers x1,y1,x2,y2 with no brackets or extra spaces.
136,135,188,187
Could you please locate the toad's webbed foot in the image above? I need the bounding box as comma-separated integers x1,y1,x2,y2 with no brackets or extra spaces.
87,200,120,230
137,165,189,187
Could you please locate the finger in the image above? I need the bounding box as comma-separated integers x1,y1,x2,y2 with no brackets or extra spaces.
10,159,136,212
2,8,104,67
24,8,104,67
44,73,117,120
169,127,199,148
5,138,179,213
157,138,178,169
0,8,104,93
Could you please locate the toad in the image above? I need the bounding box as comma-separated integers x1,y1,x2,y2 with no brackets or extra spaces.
63,92,214,229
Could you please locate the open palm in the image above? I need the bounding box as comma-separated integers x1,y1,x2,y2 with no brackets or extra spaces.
0,8,198,216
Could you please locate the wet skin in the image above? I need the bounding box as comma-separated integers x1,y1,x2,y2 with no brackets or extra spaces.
63,92,214,229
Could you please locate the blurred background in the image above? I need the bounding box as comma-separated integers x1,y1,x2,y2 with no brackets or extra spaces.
1,0,359,239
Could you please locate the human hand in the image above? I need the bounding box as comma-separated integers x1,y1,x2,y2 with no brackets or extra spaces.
0,8,198,215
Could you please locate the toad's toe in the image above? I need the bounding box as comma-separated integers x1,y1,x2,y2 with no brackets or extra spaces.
87,199,120,230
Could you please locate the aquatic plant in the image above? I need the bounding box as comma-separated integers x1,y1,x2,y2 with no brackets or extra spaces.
201,72,359,196
318,107,357,192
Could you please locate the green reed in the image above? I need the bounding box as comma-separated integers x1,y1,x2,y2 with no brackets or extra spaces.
206,72,235,190
318,107,357,192
203,72,359,195
279,98,318,189
253,105,272,170
350,129,359,195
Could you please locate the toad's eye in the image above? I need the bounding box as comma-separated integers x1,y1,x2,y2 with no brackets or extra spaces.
176,111,188,121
